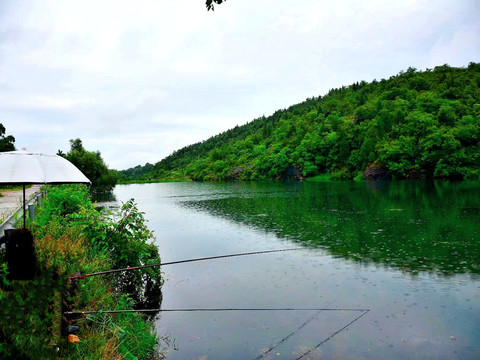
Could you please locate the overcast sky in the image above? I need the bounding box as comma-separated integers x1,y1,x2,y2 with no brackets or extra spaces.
1,0,479,170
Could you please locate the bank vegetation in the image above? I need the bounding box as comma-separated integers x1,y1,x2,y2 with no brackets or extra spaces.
0,185,164,359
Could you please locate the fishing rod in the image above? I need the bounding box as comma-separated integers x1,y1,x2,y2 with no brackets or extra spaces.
68,248,303,280
64,307,370,316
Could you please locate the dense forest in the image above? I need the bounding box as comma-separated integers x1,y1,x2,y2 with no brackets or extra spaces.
119,63,480,182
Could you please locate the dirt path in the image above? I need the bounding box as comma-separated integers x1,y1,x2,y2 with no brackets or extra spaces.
0,185,42,224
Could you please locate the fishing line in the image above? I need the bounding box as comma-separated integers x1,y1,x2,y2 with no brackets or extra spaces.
65,247,370,357
295,309,370,360
64,307,369,316
255,310,323,360
254,297,339,360
68,248,304,280
64,306,370,357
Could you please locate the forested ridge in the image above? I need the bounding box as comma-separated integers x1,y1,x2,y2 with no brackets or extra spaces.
119,62,480,182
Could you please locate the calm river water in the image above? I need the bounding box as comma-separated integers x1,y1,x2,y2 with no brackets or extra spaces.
111,181,480,360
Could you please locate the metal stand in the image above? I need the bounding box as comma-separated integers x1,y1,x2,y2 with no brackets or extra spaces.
23,185,26,229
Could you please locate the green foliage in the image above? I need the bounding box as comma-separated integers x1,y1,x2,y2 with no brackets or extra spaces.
69,295,160,360
34,184,94,227
119,63,480,181
0,123,15,152
73,198,163,309
1,185,163,359
63,139,118,194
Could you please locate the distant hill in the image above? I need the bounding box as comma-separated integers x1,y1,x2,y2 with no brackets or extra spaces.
119,62,480,182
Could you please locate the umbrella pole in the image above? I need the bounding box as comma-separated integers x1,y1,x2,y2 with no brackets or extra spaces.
23,184,26,229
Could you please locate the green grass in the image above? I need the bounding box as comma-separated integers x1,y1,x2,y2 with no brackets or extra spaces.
0,185,30,190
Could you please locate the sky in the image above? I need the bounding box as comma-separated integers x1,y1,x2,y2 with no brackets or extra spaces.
0,0,479,170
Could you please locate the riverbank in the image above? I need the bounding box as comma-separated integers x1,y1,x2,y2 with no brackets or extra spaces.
118,178,190,185
0,184,163,359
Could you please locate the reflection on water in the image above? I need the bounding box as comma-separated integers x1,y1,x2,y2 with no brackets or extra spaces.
93,192,120,212
112,181,480,360
180,180,480,277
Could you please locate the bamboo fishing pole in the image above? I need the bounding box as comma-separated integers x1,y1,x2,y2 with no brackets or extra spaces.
64,307,370,316
68,248,304,280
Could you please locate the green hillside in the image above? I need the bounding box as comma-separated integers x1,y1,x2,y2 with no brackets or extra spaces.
119,62,480,182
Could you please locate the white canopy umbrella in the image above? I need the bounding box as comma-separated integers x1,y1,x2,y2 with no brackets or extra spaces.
0,151,91,227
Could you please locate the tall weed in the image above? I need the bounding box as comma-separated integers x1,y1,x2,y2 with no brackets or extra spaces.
1,184,164,359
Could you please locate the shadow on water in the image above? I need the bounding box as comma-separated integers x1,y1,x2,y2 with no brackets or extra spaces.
98,260,163,320
91,192,117,203
92,192,120,212
179,180,480,277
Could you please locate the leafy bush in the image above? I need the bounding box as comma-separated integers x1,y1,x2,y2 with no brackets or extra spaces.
0,184,164,359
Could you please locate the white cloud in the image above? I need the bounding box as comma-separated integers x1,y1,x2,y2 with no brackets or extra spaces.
427,23,480,68
0,0,479,169
2,94,96,111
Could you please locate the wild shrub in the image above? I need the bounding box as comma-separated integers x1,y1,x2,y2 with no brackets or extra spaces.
1,184,164,359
